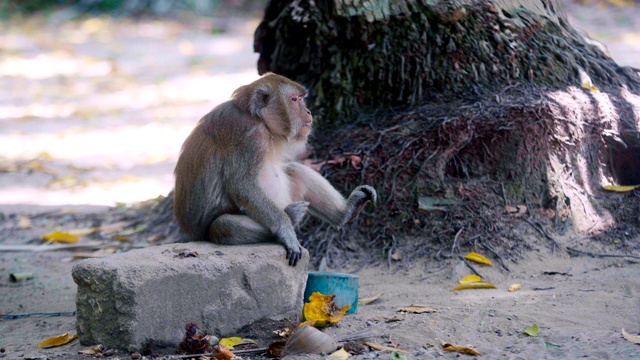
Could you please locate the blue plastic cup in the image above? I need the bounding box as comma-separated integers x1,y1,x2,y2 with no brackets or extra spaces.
303,271,359,314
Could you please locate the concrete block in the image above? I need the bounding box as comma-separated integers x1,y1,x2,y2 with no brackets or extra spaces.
72,242,309,351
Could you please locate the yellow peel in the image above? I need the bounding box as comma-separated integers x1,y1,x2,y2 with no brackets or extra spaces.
459,275,482,284
463,252,492,265
451,281,497,291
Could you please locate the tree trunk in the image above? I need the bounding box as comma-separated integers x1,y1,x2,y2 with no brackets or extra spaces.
248,0,640,262
255,0,639,122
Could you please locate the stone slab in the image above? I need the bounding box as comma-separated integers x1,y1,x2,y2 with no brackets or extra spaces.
72,242,309,351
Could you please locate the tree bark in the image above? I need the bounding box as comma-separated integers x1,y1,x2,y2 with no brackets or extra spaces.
255,0,640,123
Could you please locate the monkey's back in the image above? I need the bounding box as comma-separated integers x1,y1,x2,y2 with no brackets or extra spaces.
173,101,266,240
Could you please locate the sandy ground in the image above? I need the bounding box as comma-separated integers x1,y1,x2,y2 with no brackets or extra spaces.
1,1,640,360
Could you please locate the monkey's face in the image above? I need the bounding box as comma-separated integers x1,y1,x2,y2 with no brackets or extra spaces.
290,94,313,142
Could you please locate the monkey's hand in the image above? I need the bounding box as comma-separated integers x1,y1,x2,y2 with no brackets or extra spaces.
275,227,302,266
343,185,377,226
285,201,309,227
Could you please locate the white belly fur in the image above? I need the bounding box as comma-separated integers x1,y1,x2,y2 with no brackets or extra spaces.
259,162,292,210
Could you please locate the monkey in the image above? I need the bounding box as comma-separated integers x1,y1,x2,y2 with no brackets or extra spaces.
173,73,376,266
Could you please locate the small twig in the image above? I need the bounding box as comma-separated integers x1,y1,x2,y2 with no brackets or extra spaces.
566,247,640,260
450,228,463,255
482,243,510,272
460,256,482,278
521,218,562,252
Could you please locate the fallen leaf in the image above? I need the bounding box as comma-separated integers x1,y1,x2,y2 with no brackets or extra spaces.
397,305,437,314
219,337,256,349
273,327,290,337
78,344,104,355
384,317,404,323
459,275,482,284
392,353,408,360
38,332,78,348
581,82,599,91
213,344,236,360
363,342,407,353
418,197,460,211
390,250,401,261
464,252,493,265
18,216,32,229
508,283,521,292
113,235,130,242
451,281,497,291
67,228,97,236
524,323,539,337
328,347,351,359
359,293,382,305
41,231,80,243
603,185,640,192
622,329,640,344
300,292,350,328
439,339,481,356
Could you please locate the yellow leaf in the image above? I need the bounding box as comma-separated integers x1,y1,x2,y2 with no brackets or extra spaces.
439,339,481,356
508,283,521,292
41,231,80,243
363,342,407,353
359,293,382,305
113,235,130,242
459,275,482,284
397,305,437,314
328,347,351,359
524,323,539,337
219,336,253,349
302,292,350,329
622,329,640,344
38,332,78,348
581,82,599,91
463,252,493,265
603,185,640,192
37,151,54,161
451,281,497,291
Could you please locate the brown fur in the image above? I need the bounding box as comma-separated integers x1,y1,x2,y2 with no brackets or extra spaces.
173,73,376,266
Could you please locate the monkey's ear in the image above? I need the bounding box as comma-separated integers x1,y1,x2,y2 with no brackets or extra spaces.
249,85,273,117
232,84,273,118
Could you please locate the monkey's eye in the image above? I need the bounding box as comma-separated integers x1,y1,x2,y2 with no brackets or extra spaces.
291,96,298,102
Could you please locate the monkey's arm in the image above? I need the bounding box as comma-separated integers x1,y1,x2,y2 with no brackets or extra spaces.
286,162,376,227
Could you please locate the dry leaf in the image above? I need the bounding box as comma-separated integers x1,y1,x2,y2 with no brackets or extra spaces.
328,347,351,359
459,275,482,284
38,332,78,348
213,344,236,360
621,329,640,344
67,228,97,236
603,185,640,192
508,283,521,292
18,216,32,229
41,231,80,243
439,339,481,356
219,336,256,349
451,281,497,291
581,82,599,91
78,344,104,355
464,252,493,265
524,323,539,337
300,292,350,328
359,293,382,305
397,305,437,314
363,342,407,353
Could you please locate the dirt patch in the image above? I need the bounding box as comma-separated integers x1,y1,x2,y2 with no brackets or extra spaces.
1,234,640,359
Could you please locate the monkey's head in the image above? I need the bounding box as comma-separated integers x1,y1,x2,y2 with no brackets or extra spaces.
232,73,313,144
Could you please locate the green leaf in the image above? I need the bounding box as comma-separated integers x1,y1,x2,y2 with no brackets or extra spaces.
524,323,539,337
392,353,408,360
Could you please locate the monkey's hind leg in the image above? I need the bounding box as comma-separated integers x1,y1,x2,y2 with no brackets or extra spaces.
208,201,309,245
208,214,273,245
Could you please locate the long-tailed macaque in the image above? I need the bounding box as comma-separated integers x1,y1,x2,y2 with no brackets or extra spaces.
173,73,376,266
